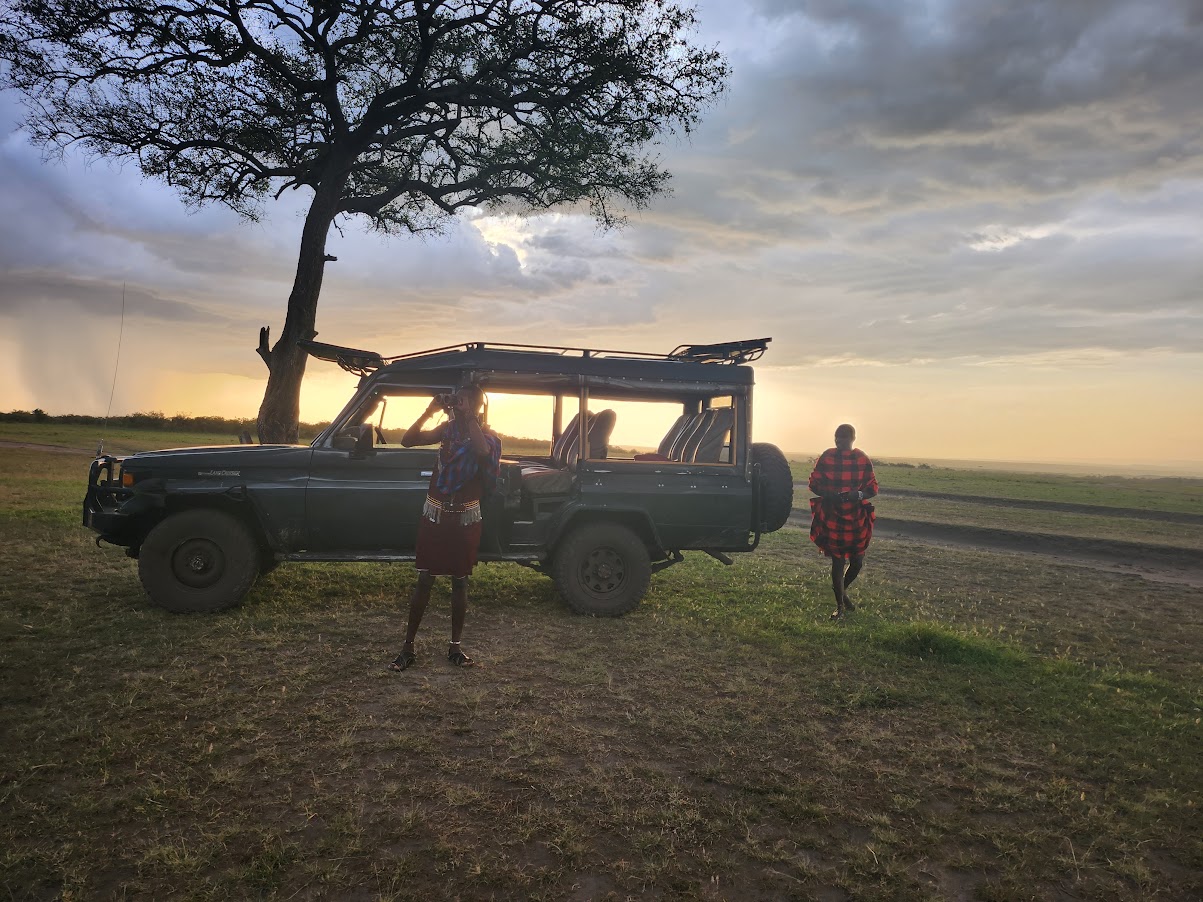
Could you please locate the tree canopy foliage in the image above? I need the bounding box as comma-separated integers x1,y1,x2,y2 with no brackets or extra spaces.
1,1,728,441
1,0,726,228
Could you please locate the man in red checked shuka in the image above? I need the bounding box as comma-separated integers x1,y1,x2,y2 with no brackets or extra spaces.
389,384,501,672
809,424,878,620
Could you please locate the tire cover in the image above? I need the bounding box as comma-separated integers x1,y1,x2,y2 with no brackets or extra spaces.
752,443,794,533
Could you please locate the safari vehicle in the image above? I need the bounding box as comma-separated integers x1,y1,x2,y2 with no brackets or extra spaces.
84,338,794,616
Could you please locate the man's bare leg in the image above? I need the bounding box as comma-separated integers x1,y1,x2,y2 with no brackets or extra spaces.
842,555,864,611
389,570,434,671
405,571,436,644
448,576,473,666
830,556,847,619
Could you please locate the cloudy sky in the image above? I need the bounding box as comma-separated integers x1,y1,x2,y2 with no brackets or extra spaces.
2,0,1201,472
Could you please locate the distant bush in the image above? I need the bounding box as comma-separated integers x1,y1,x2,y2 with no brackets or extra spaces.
0,410,332,436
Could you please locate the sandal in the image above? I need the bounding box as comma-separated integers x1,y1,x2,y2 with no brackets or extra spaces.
447,644,474,667
388,649,416,672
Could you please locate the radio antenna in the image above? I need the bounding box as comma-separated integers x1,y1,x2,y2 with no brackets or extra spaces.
97,283,127,456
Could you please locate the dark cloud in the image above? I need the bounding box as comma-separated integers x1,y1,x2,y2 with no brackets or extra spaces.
0,270,221,324
652,0,1203,241
0,269,255,413
732,0,1203,136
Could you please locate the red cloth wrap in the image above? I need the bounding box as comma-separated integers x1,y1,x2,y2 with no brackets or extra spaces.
414,474,484,577
808,448,878,559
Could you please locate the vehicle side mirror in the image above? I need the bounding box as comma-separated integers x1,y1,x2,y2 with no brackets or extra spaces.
333,424,375,457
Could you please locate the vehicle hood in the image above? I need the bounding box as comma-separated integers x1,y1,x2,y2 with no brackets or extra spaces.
119,444,312,471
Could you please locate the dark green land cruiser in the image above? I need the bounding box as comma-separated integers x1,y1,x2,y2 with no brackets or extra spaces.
84,338,794,616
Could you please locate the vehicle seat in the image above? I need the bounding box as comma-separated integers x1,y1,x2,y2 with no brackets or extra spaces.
687,408,734,463
549,411,588,468
523,409,616,496
657,414,692,458
655,409,735,463
521,465,575,496
571,408,616,467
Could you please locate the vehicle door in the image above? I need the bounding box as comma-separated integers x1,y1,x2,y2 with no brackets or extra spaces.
576,394,753,549
304,392,440,552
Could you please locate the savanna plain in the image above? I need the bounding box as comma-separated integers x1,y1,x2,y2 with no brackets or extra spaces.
1,424,1201,901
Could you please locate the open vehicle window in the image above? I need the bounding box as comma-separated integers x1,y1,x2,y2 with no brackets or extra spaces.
357,394,443,444
585,396,737,464
480,391,557,458
354,388,561,454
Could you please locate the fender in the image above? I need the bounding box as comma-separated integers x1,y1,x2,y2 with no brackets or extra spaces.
548,502,665,558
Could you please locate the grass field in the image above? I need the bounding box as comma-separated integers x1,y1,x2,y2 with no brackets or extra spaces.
1,427,1200,901
787,458,1203,518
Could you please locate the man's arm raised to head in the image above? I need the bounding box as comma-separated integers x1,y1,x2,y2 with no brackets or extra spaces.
402,397,449,447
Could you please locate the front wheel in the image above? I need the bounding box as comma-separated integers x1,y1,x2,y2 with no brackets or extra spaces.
553,522,652,617
138,509,260,613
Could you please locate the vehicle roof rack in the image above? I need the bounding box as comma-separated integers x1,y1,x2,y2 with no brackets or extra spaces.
300,337,772,373
381,340,673,364
380,338,772,365
668,338,770,364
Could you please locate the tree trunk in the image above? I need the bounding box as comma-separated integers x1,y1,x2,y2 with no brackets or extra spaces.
256,169,348,444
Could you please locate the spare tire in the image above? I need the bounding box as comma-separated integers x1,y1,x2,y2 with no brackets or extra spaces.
752,442,794,533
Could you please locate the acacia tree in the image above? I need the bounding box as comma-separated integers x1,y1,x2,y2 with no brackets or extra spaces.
0,1,727,442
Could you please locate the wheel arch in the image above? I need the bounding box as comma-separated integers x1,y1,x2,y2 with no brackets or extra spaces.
551,508,664,559
130,492,272,558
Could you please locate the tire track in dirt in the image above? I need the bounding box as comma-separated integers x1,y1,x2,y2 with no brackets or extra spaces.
881,486,1203,525
793,482,1203,524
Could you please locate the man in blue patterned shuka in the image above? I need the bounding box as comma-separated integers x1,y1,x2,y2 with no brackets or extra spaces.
389,384,501,672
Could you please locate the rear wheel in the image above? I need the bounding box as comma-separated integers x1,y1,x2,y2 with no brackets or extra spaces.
553,522,652,617
138,509,259,613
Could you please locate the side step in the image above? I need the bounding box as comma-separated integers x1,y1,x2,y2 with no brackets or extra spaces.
279,550,547,564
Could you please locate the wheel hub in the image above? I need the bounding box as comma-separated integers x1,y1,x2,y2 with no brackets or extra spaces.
582,548,625,595
172,537,226,589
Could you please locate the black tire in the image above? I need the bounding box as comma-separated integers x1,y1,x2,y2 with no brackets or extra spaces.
752,442,794,533
138,509,260,613
553,522,652,617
